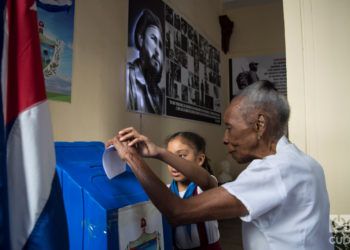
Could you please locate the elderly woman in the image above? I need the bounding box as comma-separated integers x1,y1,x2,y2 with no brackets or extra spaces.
108,81,332,250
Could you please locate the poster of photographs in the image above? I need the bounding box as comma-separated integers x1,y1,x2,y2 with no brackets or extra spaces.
164,4,221,124
229,53,286,100
126,0,221,124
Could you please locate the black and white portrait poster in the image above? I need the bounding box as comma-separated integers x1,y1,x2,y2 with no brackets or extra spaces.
229,53,286,100
127,0,165,115
127,1,221,124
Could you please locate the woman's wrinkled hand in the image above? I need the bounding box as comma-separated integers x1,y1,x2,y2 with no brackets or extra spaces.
117,127,161,158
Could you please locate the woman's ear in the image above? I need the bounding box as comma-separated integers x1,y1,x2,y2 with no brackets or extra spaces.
255,114,266,140
197,153,206,167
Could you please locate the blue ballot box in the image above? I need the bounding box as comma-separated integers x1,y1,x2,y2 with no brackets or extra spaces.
55,141,172,250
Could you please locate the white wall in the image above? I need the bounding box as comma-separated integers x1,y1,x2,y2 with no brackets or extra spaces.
224,0,285,57
49,0,229,182
283,0,350,213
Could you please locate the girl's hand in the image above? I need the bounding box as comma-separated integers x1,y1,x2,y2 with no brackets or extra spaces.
118,127,161,158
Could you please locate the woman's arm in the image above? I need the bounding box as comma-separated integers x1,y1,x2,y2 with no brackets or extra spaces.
110,135,247,225
117,127,217,190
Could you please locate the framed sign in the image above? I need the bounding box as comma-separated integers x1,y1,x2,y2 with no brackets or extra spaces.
229,53,286,100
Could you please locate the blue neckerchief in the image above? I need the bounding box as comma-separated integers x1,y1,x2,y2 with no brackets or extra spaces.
170,180,197,241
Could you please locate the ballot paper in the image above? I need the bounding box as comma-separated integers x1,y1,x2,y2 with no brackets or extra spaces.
102,145,126,179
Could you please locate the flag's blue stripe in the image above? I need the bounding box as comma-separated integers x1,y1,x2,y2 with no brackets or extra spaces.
0,103,9,249
23,172,69,250
0,0,10,248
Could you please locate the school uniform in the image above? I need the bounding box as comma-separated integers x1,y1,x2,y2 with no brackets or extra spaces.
169,180,221,250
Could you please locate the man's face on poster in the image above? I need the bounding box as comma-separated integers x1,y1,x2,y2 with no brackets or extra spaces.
140,25,163,78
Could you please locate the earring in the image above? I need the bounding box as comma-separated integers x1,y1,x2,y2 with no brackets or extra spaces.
257,134,261,140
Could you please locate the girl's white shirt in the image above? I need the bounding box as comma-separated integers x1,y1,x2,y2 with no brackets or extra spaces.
168,176,220,249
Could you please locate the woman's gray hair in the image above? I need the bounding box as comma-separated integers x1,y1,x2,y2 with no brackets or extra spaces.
237,80,290,140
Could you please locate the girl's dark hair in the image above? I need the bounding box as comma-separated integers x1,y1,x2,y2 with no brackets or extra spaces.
165,131,213,175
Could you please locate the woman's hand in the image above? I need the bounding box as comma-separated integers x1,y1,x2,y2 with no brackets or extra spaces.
105,135,135,162
117,127,162,158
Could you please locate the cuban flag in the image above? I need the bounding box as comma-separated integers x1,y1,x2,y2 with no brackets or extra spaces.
0,0,68,249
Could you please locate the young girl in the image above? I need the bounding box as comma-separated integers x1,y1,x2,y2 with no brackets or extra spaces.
165,132,221,250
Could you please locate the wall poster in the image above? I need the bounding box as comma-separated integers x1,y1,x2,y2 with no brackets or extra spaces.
127,0,221,124
229,53,287,100
118,201,164,250
37,0,75,102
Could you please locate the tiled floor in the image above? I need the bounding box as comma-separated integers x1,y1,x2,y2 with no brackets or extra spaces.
218,218,243,250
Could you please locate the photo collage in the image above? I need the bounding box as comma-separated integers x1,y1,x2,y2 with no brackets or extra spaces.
164,4,221,124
